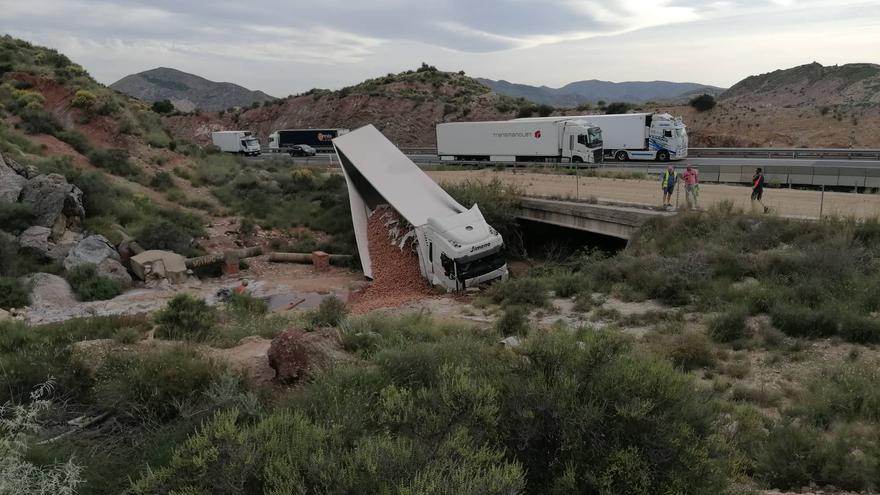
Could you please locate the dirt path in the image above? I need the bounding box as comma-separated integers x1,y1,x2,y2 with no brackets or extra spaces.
428,170,880,219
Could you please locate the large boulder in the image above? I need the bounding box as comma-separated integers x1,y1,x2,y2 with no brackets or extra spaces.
65,235,132,287
19,173,85,237
21,273,76,309
267,328,348,384
18,226,52,257
0,158,27,204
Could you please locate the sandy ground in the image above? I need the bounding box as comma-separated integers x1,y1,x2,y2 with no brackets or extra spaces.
428,169,880,219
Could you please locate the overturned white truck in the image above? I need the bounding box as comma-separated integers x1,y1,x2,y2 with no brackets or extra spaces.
333,125,509,291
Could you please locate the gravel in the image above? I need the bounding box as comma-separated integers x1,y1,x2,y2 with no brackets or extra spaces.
351,205,431,312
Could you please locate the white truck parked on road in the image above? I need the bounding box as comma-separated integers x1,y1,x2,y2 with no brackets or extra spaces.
436,119,603,164
517,113,687,161
334,125,508,292
211,131,261,156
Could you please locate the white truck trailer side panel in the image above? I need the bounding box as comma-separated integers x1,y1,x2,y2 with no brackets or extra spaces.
437,121,562,157
333,125,466,277
515,114,649,150
211,131,245,153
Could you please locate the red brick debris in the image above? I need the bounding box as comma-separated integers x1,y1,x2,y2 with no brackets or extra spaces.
350,205,431,313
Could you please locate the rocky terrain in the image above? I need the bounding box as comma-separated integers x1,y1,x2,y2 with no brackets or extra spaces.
111,67,276,112
478,77,725,106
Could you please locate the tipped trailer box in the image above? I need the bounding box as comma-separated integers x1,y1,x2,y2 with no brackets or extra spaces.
334,125,508,291
517,113,688,161
211,131,261,156
268,128,350,153
436,120,603,164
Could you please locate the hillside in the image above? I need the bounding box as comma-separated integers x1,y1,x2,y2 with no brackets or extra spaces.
111,67,276,112
477,78,725,106
721,62,880,107
164,65,536,147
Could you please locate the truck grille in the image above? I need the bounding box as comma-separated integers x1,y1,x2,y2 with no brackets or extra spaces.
593,149,604,164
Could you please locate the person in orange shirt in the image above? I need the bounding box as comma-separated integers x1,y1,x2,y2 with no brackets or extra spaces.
233,280,249,295
681,165,699,210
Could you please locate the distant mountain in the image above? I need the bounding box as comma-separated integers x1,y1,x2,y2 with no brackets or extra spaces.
111,67,276,112
476,78,725,107
720,62,880,106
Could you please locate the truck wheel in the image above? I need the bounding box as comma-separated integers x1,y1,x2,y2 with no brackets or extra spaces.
657,150,671,162
615,150,628,162
572,156,583,164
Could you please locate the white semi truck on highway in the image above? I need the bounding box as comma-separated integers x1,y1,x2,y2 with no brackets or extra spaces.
211,131,261,156
436,120,603,164
517,113,688,162
334,125,508,292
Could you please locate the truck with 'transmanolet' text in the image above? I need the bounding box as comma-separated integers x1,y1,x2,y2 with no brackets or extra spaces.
435,119,603,164
517,112,688,161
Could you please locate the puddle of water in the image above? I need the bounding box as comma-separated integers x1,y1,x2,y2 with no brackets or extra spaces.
267,291,349,312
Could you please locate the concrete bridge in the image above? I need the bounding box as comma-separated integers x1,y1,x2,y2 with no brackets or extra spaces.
517,197,674,240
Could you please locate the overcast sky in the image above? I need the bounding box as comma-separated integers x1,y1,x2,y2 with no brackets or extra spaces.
2,0,878,96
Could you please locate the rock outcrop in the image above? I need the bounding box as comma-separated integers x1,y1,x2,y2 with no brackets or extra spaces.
130,250,188,284
22,273,77,309
0,156,27,203
19,173,85,238
65,235,132,287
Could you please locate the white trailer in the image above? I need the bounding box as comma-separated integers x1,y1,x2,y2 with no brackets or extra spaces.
211,131,261,156
517,113,688,161
334,125,508,292
436,120,603,164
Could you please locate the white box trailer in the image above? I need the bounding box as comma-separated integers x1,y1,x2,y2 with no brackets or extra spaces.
517,113,687,161
436,120,603,164
211,131,261,156
334,125,508,291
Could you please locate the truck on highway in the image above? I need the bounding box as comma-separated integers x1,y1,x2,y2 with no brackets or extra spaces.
334,125,509,292
517,113,687,161
435,120,603,164
268,128,350,153
211,131,261,156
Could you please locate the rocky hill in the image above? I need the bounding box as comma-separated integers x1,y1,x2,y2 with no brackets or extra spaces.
477,78,724,107
720,62,880,107
164,65,535,147
111,67,276,112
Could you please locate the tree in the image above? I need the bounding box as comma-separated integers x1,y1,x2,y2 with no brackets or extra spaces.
151,99,175,114
536,104,554,117
689,94,717,112
605,102,631,114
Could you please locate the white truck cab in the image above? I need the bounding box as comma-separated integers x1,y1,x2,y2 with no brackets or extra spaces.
334,125,508,292
211,131,261,156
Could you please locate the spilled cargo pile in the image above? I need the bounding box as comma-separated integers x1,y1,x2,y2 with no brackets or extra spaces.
350,205,430,312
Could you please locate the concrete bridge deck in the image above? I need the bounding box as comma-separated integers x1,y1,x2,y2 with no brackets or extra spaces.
517,197,674,240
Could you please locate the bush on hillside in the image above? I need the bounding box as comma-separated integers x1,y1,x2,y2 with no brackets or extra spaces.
0,277,30,309
707,306,749,342
308,296,348,328
496,305,528,336
136,219,196,256
65,264,123,301
88,148,140,178
149,171,175,191
70,89,96,109
536,104,554,117
605,102,632,114
487,277,548,308
154,294,217,342
690,94,717,112
151,99,175,114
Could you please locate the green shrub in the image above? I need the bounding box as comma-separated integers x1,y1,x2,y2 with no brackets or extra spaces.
605,102,631,114
0,276,30,309
112,326,141,344
666,331,716,370
227,292,268,317
308,295,348,327
550,273,589,298
136,218,197,256
150,99,175,114
88,148,140,178
70,89,96,109
65,264,123,301
0,202,37,233
149,171,175,191
154,294,217,342
797,358,880,426
496,305,528,336
95,345,222,422
708,306,749,342
487,277,547,308
690,94,717,112
770,303,838,339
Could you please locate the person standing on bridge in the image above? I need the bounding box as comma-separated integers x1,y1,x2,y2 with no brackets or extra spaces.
661,164,677,208
751,168,769,213
681,165,699,210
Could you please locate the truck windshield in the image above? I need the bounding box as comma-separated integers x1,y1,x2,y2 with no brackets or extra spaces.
456,248,506,280
245,138,259,147
588,128,602,147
